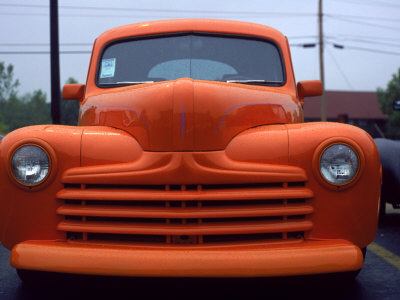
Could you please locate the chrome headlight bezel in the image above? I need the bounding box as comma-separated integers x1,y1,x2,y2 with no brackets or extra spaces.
7,138,57,190
313,138,364,190
11,144,50,186
319,144,359,185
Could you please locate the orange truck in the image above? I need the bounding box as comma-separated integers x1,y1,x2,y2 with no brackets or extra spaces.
0,19,381,280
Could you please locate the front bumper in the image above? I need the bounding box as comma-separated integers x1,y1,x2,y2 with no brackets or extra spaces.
11,239,363,277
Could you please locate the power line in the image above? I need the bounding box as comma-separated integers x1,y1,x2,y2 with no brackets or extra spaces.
290,43,317,48
3,37,398,50
292,40,400,56
331,0,400,8
344,45,400,56
287,35,317,40
0,43,92,47
372,0,400,7
326,41,400,56
0,12,147,18
0,12,48,17
325,37,400,48
2,4,396,23
326,13,400,22
3,45,397,56
326,15,400,31
0,51,91,55
2,43,399,57
0,12,313,19
0,3,315,17
325,34,400,42
0,3,48,9
326,48,354,90
0,12,315,19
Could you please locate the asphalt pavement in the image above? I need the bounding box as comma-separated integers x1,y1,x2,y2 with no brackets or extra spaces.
0,205,399,300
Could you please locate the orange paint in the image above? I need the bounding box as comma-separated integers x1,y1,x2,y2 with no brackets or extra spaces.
0,19,380,278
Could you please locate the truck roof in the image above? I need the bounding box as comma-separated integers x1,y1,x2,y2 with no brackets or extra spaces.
95,19,287,48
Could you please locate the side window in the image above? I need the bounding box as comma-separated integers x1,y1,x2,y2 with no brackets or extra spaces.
148,59,238,81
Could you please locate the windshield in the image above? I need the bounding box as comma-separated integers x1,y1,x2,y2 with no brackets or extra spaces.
97,34,285,86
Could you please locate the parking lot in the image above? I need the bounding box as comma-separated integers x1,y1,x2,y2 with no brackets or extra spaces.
0,205,398,300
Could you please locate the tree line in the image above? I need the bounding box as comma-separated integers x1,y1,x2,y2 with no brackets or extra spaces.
377,68,400,138
0,62,79,135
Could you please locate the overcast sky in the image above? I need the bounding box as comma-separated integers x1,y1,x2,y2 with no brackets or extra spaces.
0,0,400,99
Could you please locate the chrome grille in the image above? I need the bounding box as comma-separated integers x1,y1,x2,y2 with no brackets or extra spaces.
57,182,313,245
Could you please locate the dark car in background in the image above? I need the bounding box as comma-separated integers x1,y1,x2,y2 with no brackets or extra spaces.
375,100,400,215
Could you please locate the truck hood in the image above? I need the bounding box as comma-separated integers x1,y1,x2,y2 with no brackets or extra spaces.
79,79,301,151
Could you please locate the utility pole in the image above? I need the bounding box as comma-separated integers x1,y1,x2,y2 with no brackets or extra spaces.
50,0,61,124
318,0,326,121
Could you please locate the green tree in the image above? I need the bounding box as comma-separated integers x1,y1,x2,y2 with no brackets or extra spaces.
0,61,52,134
1,90,51,132
0,62,19,101
0,62,79,135
0,62,20,133
23,90,51,126
377,68,400,138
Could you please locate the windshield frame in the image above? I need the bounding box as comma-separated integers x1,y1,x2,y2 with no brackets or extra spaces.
95,32,287,88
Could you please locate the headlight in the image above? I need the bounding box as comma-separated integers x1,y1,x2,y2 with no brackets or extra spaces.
320,144,359,185
11,145,50,186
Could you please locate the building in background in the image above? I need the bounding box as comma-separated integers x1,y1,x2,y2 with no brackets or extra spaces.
304,91,387,138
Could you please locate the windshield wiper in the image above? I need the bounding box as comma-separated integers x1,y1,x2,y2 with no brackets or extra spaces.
226,79,282,84
100,81,154,86
116,81,154,84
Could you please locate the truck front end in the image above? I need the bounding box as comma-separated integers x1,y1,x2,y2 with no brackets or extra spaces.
0,19,380,278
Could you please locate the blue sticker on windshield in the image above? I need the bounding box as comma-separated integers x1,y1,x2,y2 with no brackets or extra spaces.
100,58,116,78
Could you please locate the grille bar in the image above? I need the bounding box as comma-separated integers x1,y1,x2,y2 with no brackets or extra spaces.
57,219,313,236
57,204,314,219
57,181,313,245
56,187,313,201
